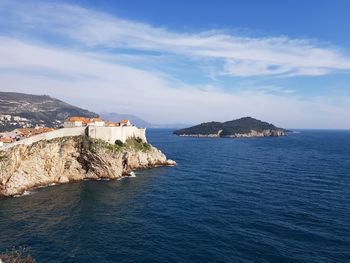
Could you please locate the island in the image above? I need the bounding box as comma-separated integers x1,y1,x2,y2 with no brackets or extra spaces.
173,117,287,138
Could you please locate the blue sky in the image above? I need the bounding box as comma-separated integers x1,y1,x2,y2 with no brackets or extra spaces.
0,0,349,128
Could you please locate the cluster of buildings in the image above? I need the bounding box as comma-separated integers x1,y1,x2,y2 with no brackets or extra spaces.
0,115,12,121
0,127,55,147
0,116,146,148
0,114,31,128
63,117,147,144
63,117,131,128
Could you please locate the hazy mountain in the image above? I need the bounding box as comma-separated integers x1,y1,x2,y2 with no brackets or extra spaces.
150,123,194,129
99,112,153,127
0,92,98,131
100,112,192,129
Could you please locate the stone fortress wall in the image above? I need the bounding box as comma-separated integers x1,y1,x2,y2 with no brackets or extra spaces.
87,126,147,144
1,126,147,150
1,127,86,150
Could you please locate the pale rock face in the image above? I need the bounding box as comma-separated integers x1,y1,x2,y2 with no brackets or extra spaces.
0,136,175,197
225,129,287,138
58,176,69,183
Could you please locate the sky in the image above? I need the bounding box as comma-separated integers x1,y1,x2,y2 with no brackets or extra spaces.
0,0,350,128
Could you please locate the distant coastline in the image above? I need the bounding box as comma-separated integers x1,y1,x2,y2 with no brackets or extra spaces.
174,117,287,138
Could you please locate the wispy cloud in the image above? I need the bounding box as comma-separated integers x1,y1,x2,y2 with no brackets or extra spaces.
0,1,350,128
1,0,350,77
0,37,349,128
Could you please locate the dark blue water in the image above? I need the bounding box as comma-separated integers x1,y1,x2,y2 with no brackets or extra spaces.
1,130,350,262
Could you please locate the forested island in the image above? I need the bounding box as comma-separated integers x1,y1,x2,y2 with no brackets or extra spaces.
174,117,287,138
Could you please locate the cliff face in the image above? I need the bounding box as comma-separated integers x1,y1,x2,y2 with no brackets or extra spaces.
221,129,286,138
0,136,175,197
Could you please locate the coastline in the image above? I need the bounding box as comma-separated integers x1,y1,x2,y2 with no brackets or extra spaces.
0,136,175,197
177,129,287,138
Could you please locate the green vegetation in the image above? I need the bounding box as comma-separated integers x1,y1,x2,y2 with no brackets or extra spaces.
77,136,152,153
0,153,8,161
174,121,223,135
174,117,285,136
124,137,152,151
115,139,124,147
2,136,152,157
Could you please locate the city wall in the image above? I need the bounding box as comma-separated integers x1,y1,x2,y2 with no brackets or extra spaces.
1,126,147,150
1,127,86,150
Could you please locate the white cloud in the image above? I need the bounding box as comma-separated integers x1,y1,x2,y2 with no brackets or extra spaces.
0,37,350,128
0,1,349,128
1,1,350,77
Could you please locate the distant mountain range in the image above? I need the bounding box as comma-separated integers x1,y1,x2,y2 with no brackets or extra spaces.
99,112,152,128
174,117,287,138
0,91,190,132
0,92,97,132
100,112,191,129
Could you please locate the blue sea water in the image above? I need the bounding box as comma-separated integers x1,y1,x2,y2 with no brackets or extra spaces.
1,129,350,262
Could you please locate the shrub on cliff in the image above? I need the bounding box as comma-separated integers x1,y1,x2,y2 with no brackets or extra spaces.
174,117,285,136
115,140,124,147
125,137,151,151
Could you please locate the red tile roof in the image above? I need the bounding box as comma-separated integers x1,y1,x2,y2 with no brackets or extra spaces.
89,118,103,122
65,117,105,124
65,117,90,124
105,121,116,126
0,137,15,143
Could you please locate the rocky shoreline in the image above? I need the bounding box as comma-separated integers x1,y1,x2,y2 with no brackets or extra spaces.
178,129,287,138
174,117,288,138
0,136,175,197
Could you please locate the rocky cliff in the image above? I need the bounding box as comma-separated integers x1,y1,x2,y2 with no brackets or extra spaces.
221,129,286,138
0,136,175,197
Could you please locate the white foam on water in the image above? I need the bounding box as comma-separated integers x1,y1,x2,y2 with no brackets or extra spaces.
118,171,137,180
13,190,35,197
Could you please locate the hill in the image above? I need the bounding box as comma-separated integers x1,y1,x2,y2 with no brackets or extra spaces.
0,92,98,131
99,112,152,128
174,117,287,138
100,112,192,129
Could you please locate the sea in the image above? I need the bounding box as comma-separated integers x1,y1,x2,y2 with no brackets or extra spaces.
0,129,350,262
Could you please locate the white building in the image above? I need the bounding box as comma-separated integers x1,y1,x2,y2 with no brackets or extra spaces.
63,117,146,143
0,115,12,121
63,117,86,128
88,118,105,127
87,125,146,143
119,119,131,126
64,117,106,128
12,116,28,121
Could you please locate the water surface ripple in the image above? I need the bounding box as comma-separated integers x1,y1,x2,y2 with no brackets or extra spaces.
1,130,350,262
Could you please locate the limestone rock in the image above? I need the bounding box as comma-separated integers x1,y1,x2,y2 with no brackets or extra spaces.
0,136,176,197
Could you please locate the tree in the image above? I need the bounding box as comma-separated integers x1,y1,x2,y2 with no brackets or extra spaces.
115,139,123,147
